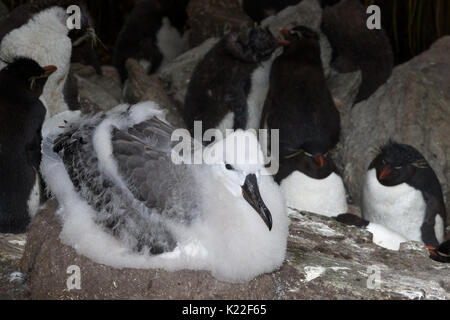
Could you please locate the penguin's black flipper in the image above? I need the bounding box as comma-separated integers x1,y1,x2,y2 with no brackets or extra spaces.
408,164,447,248
421,191,446,248
140,38,163,75
71,40,103,76
63,70,80,111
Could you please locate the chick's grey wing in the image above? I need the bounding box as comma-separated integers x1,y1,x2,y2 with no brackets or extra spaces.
111,117,198,222
53,114,110,199
54,116,179,254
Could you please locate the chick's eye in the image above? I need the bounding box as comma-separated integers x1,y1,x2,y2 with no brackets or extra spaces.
225,164,234,171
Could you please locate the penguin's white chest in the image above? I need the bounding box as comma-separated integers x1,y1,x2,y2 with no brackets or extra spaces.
246,56,276,130
156,17,189,70
27,173,41,218
280,171,348,217
362,169,426,242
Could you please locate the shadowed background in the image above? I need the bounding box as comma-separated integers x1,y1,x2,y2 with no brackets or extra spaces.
2,0,449,65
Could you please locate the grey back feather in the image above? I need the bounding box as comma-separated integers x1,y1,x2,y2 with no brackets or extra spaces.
54,114,200,254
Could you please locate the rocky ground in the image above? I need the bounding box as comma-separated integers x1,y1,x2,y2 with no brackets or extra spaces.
0,0,449,300
0,234,29,299
17,202,450,300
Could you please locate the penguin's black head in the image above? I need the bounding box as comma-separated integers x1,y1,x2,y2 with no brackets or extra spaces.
1,58,57,100
225,27,278,63
276,139,338,182
279,25,321,57
165,0,190,33
371,141,429,187
281,26,320,42
68,9,99,49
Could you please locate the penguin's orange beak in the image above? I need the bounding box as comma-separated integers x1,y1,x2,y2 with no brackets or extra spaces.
280,28,290,36
315,155,324,167
278,39,290,46
379,167,392,180
278,28,291,46
43,65,57,78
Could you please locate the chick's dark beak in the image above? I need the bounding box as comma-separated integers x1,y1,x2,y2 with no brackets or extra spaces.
242,174,273,231
43,65,57,77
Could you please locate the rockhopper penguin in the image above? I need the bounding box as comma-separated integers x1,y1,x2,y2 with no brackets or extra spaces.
362,141,447,250
321,0,393,105
184,26,281,137
0,0,98,116
68,8,102,76
0,58,56,233
65,7,103,110
261,26,347,217
113,0,190,82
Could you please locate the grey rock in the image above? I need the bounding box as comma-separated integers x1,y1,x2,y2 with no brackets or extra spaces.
399,242,430,257
328,70,362,116
124,59,185,129
0,233,26,263
261,0,322,32
158,37,219,109
20,201,450,300
71,63,122,114
342,36,450,228
0,233,30,299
